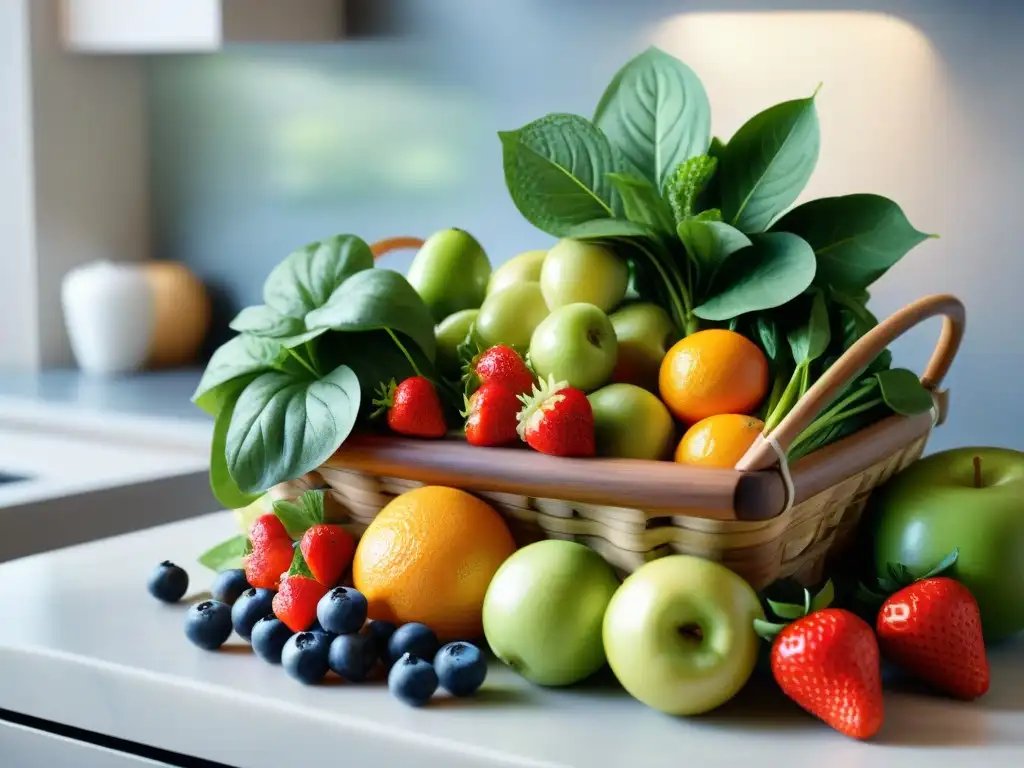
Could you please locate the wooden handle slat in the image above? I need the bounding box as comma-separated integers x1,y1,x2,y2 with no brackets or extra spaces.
371,237,425,260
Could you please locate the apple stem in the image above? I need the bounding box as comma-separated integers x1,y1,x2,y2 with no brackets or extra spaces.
974,455,982,489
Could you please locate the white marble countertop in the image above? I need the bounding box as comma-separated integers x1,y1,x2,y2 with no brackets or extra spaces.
0,513,1022,767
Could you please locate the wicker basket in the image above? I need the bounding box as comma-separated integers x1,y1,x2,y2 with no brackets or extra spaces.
269,239,966,591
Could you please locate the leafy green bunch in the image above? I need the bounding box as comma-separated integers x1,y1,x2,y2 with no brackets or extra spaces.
191,235,441,508
499,47,937,455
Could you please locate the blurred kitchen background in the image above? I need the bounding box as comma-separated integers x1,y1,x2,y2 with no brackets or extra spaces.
0,0,1020,554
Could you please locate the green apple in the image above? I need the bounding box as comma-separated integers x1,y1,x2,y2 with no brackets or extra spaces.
540,239,629,313
603,555,764,715
407,228,491,322
866,447,1024,641
434,308,478,379
483,540,620,686
609,303,678,393
476,282,549,351
529,303,617,392
487,249,548,296
588,383,675,461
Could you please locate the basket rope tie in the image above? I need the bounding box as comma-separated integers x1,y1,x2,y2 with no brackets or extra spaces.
765,434,797,514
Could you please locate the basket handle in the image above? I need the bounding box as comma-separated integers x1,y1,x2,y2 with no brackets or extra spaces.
735,293,966,472
371,237,425,260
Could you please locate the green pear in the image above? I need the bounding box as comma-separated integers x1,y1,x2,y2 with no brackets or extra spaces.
487,249,548,296
407,228,491,322
609,303,677,392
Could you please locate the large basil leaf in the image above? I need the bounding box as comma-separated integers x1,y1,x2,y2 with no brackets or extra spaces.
719,96,820,233
593,47,711,190
567,219,652,240
676,219,751,289
608,173,675,233
304,269,437,363
209,376,262,509
191,334,287,416
263,235,374,319
876,368,934,416
229,305,306,338
226,365,361,494
772,194,932,291
499,113,619,236
693,232,816,321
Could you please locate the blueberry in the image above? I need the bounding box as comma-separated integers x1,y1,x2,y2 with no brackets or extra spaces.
388,653,438,706
434,642,487,697
147,561,188,603
328,631,379,682
184,600,233,650
231,588,276,641
317,587,368,635
251,617,293,664
281,631,331,684
367,620,397,655
210,568,249,605
387,622,439,666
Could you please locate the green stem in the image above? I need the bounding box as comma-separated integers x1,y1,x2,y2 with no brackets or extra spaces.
303,340,321,376
791,396,884,452
386,328,424,378
285,347,320,379
763,364,805,435
625,239,689,335
765,366,789,417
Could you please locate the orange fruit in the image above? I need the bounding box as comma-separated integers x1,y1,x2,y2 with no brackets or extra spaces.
675,414,765,467
659,329,769,423
352,485,516,640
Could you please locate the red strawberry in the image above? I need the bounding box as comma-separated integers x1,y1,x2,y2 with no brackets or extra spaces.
244,514,293,590
876,576,989,700
515,375,594,457
372,376,447,438
272,575,328,632
466,345,534,396
463,383,522,447
299,524,356,587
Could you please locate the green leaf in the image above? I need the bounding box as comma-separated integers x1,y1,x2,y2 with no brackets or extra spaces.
773,194,932,291
499,113,619,237
226,365,361,494
665,154,718,223
810,580,835,611
719,95,820,233
693,232,817,321
263,235,374,320
787,290,831,366
676,219,751,289
921,548,960,579
875,368,934,416
197,535,250,573
298,490,326,526
755,316,783,362
287,547,314,579
209,376,263,509
753,618,787,640
607,172,675,233
305,269,437,363
567,218,652,241
229,305,306,338
593,46,712,190
272,500,314,539
803,588,812,616
693,209,723,223
192,334,287,416
766,599,808,620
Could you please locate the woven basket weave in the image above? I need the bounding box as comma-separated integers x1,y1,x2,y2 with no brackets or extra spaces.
269,240,966,591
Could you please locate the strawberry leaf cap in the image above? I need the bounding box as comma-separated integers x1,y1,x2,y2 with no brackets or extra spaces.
515,374,570,441
856,547,960,607
754,580,835,641
287,546,314,579
272,490,326,539
370,378,398,419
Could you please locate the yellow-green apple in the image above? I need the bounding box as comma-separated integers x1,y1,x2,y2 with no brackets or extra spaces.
609,303,677,392
588,383,676,461
603,555,764,715
434,308,478,379
407,228,491,322
476,282,549,351
529,303,617,392
540,239,628,312
483,540,620,686
487,249,548,296
867,447,1024,642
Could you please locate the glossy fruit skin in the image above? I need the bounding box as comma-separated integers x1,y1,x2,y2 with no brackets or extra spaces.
675,414,764,467
210,568,250,606
382,377,447,439
464,383,522,447
316,586,368,635
435,308,479,379
476,282,549,351
866,447,1024,641
517,380,595,458
281,631,331,684
231,587,276,641
468,345,535,396
273,576,329,633
387,622,440,666
147,561,188,603
389,653,439,707
876,577,989,699
184,600,233,651
588,383,675,460
771,609,884,740
328,631,379,682
483,540,619,687
407,228,491,323
603,555,763,715
540,239,628,312
488,249,547,296
250,617,294,664
353,486,516,640
609,302,677,392
529,303,617,393
659,330,769,424
434,642,488,697
244,515,294,590
300,524,356,588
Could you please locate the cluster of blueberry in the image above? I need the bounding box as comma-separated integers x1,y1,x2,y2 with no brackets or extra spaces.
147,561,487,707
